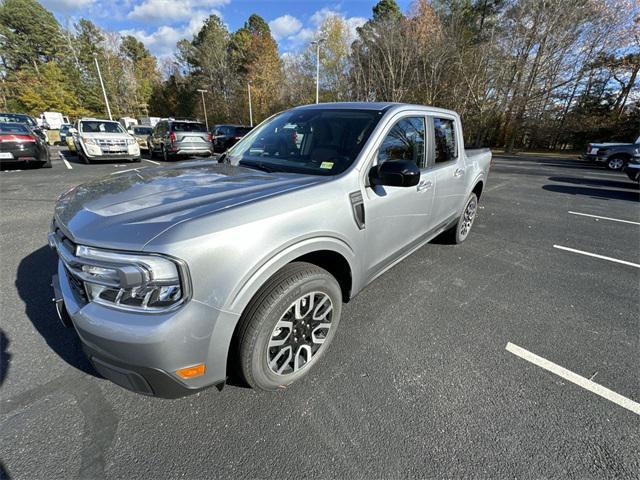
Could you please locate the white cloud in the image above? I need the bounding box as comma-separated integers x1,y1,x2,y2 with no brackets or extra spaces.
279,7,367,50
127,0,229,23
40,0,94,12
268,15,302,40
287,28,315,45
121,12,208,57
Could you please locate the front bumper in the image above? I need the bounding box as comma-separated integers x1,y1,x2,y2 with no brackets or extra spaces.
623,162,640,182
52,259,239,398
86,153,141,161
168,144,213,156
581,153,598,161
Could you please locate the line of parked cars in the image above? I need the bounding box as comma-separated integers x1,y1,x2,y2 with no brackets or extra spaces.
582,134,640,184
63,117,253,164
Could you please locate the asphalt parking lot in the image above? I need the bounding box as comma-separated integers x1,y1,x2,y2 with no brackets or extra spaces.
1,147,638,479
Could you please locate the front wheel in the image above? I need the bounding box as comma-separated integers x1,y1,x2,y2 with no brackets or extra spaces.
606,156,625,170
237,262,342,391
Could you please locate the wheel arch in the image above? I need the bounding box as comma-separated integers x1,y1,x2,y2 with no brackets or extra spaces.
472,180,484,199
226,236,356,315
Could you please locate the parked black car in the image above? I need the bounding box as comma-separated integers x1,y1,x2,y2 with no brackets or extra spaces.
0,113,48,143
149,119,213,160
212,124,252,153
0,122,51,168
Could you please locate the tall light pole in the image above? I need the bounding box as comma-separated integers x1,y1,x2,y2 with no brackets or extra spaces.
197,89,208,131
311,38,326,104
93,54,112,120
247,82,253,127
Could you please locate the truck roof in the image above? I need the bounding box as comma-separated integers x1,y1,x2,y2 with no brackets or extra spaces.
291,102,458,117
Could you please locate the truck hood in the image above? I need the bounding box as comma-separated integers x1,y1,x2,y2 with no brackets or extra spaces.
54,161,325,250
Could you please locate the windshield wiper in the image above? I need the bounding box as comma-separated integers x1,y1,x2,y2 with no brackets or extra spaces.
239,160,276,173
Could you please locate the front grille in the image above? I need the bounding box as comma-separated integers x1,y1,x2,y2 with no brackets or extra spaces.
52,220,87,303
65,266,88,302
96,138,127,147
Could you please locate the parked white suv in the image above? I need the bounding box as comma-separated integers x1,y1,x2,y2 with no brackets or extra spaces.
75,118,140,164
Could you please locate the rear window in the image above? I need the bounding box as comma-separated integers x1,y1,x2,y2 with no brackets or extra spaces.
133,127,152,135
80,121,125,134
0,123,29,133
0,114,36,126
233,127,252,136
171,122,206,132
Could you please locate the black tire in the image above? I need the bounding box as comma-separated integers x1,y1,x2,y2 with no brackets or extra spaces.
162,145,171,162
606,155,627,170
131,157,141,163
78,148,90,164
442,193,479,244
41,161,52,168
237,262,342,391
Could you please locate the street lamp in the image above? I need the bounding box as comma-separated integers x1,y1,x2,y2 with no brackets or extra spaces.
247,82,253,127
93,54,112,120
197,89,208,131
310,37,326,104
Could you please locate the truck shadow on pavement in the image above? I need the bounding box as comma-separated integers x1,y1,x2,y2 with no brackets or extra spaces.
543,183,640,202
548,175,638,191
0,330,10,387
15,245,97,377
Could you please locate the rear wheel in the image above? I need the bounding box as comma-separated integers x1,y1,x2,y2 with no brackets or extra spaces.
442,193,478,244
162,145,172,162
237,262,342,391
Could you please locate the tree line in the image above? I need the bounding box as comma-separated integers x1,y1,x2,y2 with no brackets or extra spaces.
0,0,638,151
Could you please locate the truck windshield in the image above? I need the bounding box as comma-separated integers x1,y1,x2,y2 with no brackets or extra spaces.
81,121,126,134
228,109,383,175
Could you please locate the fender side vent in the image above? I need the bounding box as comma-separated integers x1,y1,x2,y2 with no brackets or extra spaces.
349,191,365,230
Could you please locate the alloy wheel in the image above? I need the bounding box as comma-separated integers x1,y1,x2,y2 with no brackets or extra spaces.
267,292,334,375
459,196,477,240
608,158,624,170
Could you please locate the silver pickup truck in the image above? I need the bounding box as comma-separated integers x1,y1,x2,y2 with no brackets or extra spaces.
49,103,491,397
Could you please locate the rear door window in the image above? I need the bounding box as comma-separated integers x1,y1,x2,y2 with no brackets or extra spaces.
433,118,457,163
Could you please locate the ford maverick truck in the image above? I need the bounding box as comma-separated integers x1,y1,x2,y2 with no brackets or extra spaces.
49,103,491,397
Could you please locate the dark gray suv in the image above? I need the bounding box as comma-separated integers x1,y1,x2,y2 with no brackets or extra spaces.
149,119,213,160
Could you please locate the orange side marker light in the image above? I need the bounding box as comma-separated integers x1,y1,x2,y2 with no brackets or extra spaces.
176,363,206,379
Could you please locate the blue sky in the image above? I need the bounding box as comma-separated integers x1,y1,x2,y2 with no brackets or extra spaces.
40,0,412,57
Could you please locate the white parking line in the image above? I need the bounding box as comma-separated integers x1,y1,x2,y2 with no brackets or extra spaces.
506,342,640,416
144,159,160,165
568,211,640,226
553,245,640,268
58,152,73,169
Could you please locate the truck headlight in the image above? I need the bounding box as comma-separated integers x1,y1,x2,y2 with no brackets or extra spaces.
74,245,189,311
82,137,97,145
127,137,137,145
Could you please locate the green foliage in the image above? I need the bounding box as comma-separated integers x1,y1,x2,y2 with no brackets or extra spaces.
0,0,62,70
372,0,402,21
7,62,91,117
121,36,151,63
